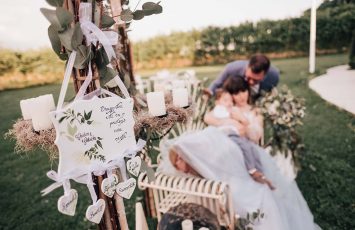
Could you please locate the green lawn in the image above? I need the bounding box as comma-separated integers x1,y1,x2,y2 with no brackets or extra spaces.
0,54,354,229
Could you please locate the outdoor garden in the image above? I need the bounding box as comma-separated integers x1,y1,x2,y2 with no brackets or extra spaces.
0,0,354,229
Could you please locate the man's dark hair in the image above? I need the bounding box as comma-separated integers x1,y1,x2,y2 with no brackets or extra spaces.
249,54,270,74
222,76,248,95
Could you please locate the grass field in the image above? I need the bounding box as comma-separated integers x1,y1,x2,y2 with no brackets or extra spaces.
0,54,354,229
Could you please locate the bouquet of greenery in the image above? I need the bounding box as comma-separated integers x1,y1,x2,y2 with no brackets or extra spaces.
256,85,306,168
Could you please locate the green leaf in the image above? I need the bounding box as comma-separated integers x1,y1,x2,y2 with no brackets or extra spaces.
58,116,66,123
98,66,117,85
66,135,74,142
94,47,110,69
142,2,157,10
87,120,93,125
67,123,77,136
46,0,63,7
133,10,145,20
87,111,92,119
143,9,155,16
58,27,74,51
97,140,103,149
71,23,83,50
40,8,62,30
101,14,116,28
56,7,73,29
153,4,163,14
121,9,133,21
73,45,93,69
84,111,89,120
48,25,67,60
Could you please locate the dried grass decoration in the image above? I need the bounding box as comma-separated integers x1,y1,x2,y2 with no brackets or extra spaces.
6,93,193,160
5,119,58,159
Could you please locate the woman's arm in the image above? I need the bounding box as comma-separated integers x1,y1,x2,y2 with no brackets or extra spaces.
246,109,264,144
204,111,246,136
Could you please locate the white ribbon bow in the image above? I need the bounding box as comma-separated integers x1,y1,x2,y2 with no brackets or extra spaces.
41,170,92,196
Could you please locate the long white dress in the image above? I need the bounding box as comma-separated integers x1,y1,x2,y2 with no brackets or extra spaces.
158,127,320,230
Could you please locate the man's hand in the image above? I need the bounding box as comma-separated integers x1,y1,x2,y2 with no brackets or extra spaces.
202,88,213,101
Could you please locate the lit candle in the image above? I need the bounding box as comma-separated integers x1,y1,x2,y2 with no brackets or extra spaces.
31,94,55,131
172,88,189,108
146,91,166,116
181,219,193,230
20,98,36,120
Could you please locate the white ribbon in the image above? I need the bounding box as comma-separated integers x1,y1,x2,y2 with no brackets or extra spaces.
79,3,117,61
89,139,146,181
41,170,92,196
57,51,77,110
87,175,98,203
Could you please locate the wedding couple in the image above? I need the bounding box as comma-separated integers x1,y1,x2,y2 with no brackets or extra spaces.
158,55,320,229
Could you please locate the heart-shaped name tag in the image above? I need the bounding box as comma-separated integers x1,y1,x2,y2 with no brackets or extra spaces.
57,189,78,216
85,199,106,224
116,178,136,199
127,156,142,177
101,174,119,198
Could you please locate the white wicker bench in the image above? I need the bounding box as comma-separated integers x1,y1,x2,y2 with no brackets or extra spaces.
138,172,235,229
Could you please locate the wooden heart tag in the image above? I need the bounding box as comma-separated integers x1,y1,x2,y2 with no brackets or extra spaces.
127,156,142,177
116,178,136,199
85,199,106,224
57,189,78,216
101,174,119,198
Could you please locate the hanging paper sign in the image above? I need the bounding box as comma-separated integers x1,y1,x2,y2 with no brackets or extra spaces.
85,199,106,224
57,189,78,216
101,174,119,198
127,156,142,177
50,95,136,178
116,178,136,199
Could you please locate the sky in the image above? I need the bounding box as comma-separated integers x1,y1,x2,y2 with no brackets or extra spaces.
0,0,322,50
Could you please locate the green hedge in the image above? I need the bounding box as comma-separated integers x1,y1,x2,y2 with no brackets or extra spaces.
132,1,355,68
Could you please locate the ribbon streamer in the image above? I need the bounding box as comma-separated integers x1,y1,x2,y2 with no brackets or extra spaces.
41,170,93,196
87,175,98,203
79,3,117,61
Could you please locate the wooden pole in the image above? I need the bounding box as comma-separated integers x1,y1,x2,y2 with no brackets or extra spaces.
309,0,317,73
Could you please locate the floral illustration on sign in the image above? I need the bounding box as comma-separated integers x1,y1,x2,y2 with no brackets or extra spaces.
58,108,105,162
84,136,105,162
58,108,94,125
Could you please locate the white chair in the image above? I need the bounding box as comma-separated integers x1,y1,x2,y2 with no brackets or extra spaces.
138,172,235,229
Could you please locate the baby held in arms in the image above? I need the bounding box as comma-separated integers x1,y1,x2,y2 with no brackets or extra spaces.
212,89,275,190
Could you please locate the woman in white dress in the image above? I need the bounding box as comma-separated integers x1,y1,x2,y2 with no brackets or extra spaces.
159,127,320,230
157,77,320,229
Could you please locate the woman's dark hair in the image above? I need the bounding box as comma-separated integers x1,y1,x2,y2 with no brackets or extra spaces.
222,76,248,95
249,54,270,74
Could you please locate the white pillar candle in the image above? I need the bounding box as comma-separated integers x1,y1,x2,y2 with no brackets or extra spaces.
38,94,56,111
181,219,193,230
20,98,36,120
154,81,166,92
31,94,55,131
146,91,166,116
172,80,185,89
172,88,189,107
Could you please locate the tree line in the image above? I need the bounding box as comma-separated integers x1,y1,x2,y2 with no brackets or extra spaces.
132,0,355,69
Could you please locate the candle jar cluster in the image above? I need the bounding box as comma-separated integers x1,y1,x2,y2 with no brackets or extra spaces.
20,94,55,131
